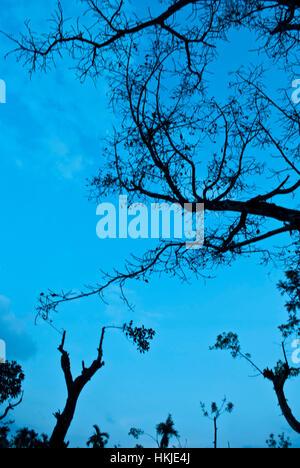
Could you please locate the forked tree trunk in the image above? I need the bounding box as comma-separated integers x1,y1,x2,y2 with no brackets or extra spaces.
49,330,105,448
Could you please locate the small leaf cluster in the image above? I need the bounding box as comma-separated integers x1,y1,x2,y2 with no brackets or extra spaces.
123,321,155,353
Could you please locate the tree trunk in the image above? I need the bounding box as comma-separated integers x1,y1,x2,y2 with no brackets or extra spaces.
213,417,217,449
274,384,300,434
49,390,80,448
264,365,300,435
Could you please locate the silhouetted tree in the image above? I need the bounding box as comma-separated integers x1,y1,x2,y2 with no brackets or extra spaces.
211,264,300,434
50,322,155,448
278,262,300,338
129,414,179,448
0,361,24,421
0,426,49,448
200,398,234,448
87,425,109,448
129,428,146,441
5,0,299,319
11,428,49,449
6,1,300,77
156,414,179,448
212,333,300,434
266,433,291,449
222,0,300,59
0,425,10,448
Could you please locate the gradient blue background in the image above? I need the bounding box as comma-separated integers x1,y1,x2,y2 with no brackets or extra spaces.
0,0,299,448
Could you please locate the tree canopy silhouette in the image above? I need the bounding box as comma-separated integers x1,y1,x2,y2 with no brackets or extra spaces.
6,1,300,77
129,413,179,448
156,414,179,448
0,361,24,421
211,263,300,434
0,426,49,448
87,425,109,448
200,398,234,448
5,0,299,319
266,432,291,449
11,428,49,449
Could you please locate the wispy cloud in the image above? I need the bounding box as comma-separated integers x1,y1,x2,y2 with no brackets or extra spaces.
0,296,37,361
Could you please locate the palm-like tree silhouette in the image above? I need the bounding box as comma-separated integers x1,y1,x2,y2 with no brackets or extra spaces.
156,414,179,448
87,425,109,449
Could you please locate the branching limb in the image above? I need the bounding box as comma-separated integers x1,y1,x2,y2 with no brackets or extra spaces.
0,392,24,421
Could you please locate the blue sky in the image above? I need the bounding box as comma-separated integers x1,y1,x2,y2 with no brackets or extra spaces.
0,0,299,448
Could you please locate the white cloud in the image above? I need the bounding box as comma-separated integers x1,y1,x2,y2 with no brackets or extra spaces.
0,296,37,361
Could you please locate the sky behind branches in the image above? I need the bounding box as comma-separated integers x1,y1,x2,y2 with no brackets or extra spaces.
0,0,299,448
